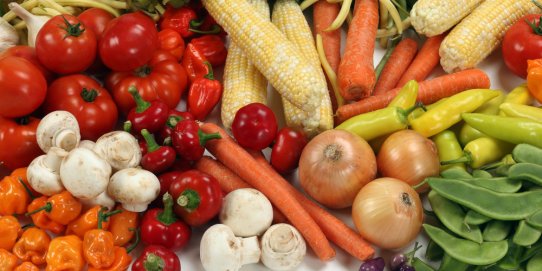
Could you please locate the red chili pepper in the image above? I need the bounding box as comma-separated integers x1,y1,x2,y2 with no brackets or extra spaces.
171,119,221,161
157,29,185,61
182,43,210,83
132,245,180,271
190,35,227,67
140,193,191,250
187,62,223,121
170,157,193,172
126,86,169,135
270,127,309,174
168,169,223,227
158,171,183,197
140,129,176,174
139,140,148,156
158,110,194,146
160,6,198,38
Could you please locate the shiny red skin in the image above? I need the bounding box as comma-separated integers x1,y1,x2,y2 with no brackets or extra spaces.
0,116,43,170
132,245,181,271
140,208,191,251
168,170,223,227
127,100,169,135
171,120,206,161
181,43,209,83
0,56,47,118
158,110,194,145
0,46,54,82
158,171,185,197
141,145,176,174
42,74,118,141
77,8,114,42
35,14,97,74
160,6,198,38
187,76,223,121
270,127,308,174
232,103,278,150
158,29,185,61
190,35,227,67
502,14,542,78
99,12,159,72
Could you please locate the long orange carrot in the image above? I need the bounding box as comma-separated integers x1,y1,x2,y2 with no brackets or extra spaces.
337,0,379,101
395,34,446,88
194,156,288,224
200,123,336,261
373,38,418,95
247,149,375,261
336,68,491,123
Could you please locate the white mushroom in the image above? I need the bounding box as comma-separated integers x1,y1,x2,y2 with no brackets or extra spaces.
60,147,111,200
260,223,306,271
36,111,81,153
108,168,160,212
200,224,261,271
27,147,68,196
78,140,96,150
219,188,273,237
94,131,141,171
79,191,116,211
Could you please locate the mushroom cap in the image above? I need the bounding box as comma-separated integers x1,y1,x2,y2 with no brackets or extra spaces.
80,190,116,211
60,147,111,200
27,153,65,196
94,131,142,171
37,110,80,153
220,188,273,237
261,223,306,271
108,168,160,212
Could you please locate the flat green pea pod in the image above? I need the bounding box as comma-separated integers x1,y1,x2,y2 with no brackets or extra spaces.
483,220,512,242
459,90,505,146
508,163,542,186
428,190,483,243
440,167,472,179
467,177,522,193
423,224,508,265
425,239,444,261
473,169,493,178
462,113,542,149
388,80,418,109
412,257,436,271
438,253,470,271
527,210,542,231
432,130,466,171
513,220,541,247
500,103,542,123
497,240,524,271
441,137,515,169
410,89,500,137
427,178,542,220
512,144,542,165
527,251,542,271
465,210,492,226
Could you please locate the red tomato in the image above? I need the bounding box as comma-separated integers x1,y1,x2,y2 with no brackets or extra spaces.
100,12,159,72
35,14,97,74
0,116,43,171
502,14,542,78
232,103,278,150
42,74,118,141
270,127,308,174
0,56,47,118
0,46,54,82
106,51,188,114
77,8,114,42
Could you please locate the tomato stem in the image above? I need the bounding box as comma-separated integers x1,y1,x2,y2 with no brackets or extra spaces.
80,88,98,102
135,65,152,77
526,16,542,36
60,15,86,38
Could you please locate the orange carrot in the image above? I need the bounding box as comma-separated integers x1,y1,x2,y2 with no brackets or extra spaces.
194,156,288,224
247,149,375,261
373,38,418,95
199,123,336,261
395,34,446,88
336,68,491,123
337,0,379,101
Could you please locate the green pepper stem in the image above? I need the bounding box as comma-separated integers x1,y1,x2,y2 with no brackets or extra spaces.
203,61,215,80
97,207,123,230
189,18,204,28
128,86,151,113
22,223,35,229
157,193,178,226
25,202,52,216
189,24,221,35
123,121,132,133
126,227,140,253
167,115,183,128
80,88,98,102
18,177,36,200
141,129,161,153
440,152,472,166
144,253,166,271
176,189,201,211
198,129,221,146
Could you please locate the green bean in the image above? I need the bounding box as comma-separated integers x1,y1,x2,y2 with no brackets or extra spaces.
440,167,473,179
483,220,512,242
428,178,542,220
467,177,522,193
412,257,436,271
513,144,542,165
513,220,541,247
527,251,542,271
527,209,542,231
428,191,483,243
508,163,542,186
497,240,524,270
438,253,470,271
423,224,508,265
425,239,444,261
465,210,492,225
473,169,493,178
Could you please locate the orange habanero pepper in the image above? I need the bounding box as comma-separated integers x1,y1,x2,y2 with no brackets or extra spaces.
28,191,82,225
88,247,132,271
109,206,139,247
66,205,120,239
83,208,118,269
0,168,36,215
14,262,40,271
0,215,21,251
45,235,84,271
12,227,51,266
527,59,542,103
0,248,18,271
26,197,65,235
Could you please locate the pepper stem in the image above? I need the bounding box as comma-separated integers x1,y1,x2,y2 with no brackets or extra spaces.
141,129,161,153
167,115,183,128
157,193,178,226
123,121,132,133
203,61,214,80
81,88,98,102
97,207,123,230
176,189,201,211
126,227,140,253
144,253,166,271
189,24,221,34
18,177,36,200
61,15,86,38
198,129,221,147
440,152,472,166
25,202,52,216
189,18,204,28
128,86,151,113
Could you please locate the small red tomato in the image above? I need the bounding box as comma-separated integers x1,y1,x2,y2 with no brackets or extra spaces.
502,14,542,78
0,116,43,170
232,103,278,150
271,127,308,174
0,46,54,83
77,8,114,42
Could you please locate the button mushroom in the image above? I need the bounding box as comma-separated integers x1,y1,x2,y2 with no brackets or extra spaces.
60,147,111,200
78,140,96,150
219,188,273,237
36,111,81,153
93,131,142,171
200,224,261,271
79,191,116,211
260,223,307,271
107,168,160,212
27,147,68,196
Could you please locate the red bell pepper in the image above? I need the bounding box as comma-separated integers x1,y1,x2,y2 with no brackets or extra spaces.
158,29,185,61
168,169,223,227
140,193,191,250
171,119,221,161
158,110,194,146
140,129,176,174
181,43,210,83
158,171,184,197
126,86,169,135
188,63,223,121
132,245,181,271
0,116,43,171
190,35,227,67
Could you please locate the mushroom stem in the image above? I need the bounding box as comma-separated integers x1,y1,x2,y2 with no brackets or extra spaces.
53,128,79,151
239,236,261,265
43,147,68,170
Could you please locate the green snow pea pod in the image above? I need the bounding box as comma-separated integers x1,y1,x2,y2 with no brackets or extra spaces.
428,190,483,243
527,251,542,271
467,177,522,193
425,239,444,261
483,220,512,242
473,169,493,178
497,240,524,271
526,209,542,231
432,130,466,171
513,220,541,247
508,163,542,186
440,167,472,179
512,144,542,165
464,210,492,226
412,257,435,271
438,253,470,271
427,178,542,220
423,224,508,265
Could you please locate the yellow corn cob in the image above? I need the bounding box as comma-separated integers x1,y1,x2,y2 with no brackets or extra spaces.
201,0,324,113
410,0,484,37
221,0,270,130
439,0,538,73
272,0,333,135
